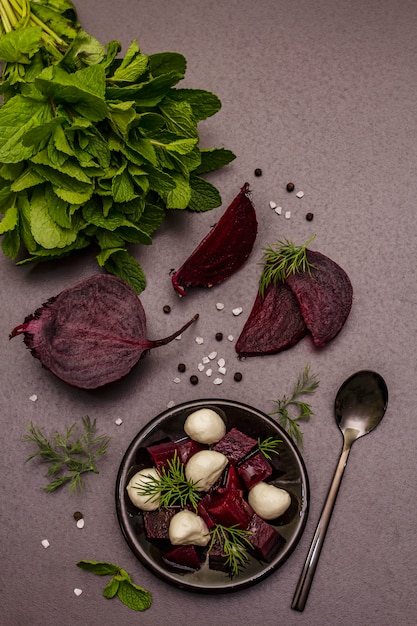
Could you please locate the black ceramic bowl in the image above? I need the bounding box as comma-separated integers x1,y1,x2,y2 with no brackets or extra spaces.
115,399,309,594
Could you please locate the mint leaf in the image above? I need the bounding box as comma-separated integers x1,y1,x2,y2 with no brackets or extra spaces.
188,175,222,211
30,187,78,249
168,88,221,121
77,560,121,576
0,96,53,163
103,249,146,293
103,578,120,599
0,27,42,63
117,579,152,612
195,148,236,174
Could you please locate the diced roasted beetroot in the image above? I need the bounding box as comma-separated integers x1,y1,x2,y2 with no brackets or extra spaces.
146,440,179,470
213,427,257,464
208,537,229,572
237,451,273,489
143,507,178,540
247,513,285,561
163,545,201,571
176,437,205,464
197,494,217,529
206,488,253,529
222,463,245,490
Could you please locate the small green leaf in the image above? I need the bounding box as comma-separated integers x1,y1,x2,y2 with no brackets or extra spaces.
195,148,236,174
0,205,18,235
77,561,121,577
188,176,221,211
0,27,42,63
104,249,146,294
117,579,152,611
103,577,120,599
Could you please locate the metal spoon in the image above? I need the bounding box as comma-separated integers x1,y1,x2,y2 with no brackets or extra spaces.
291,370,388,612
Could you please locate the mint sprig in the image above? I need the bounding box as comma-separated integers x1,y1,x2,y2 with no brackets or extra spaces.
76,560,152,612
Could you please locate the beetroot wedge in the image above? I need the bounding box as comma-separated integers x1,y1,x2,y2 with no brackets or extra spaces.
286,250,353,347
172,183,257,296
9,274,198,389
235,282,307,357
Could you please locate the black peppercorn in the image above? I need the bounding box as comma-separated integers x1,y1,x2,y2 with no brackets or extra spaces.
163,305,171,314
286,182,295,192
190,375,199,385
306,212,314,221
254,168,262,177
233,372,243,382
177,363,186,373
73,511,83,521
215,332,223,341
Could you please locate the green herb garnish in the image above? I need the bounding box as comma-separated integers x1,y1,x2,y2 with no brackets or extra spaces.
76,560,151,612
208,524,254,578
23,415,110,492
0,0,235,294
259,234,316,296
258,436,281,460
134,452,201,510
270,364,319,447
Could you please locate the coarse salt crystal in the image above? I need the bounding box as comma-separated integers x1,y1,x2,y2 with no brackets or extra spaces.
41,539,50,549
218,367,227,375
175,334,182,340
285,211,291,219
173,377,181,384
274,206,282,215
195,336,204,345
216,302,225,310
29,394,38,402
167,400,175,408
197,363,205,372
296,190,304,198
206,368,213,377
74,588,83,597
227,335,234,341
213,378,223,385
208,351,217,360
76,518,85,529
217,358,226,367
202,356,210,364
232,307,243,316
115,418,123,426
269,200,277,209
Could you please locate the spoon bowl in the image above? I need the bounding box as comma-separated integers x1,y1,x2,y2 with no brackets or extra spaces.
292,370,388,611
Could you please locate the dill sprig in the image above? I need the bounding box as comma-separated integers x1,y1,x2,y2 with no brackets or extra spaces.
270,364,319,447
258,436,281,460
208,524,254,578
133,452,201,510
23,416,110,492
259,234,316,297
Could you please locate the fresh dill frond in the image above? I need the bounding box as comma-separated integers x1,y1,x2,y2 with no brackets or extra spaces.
270,364,319,447
259,234,316,297
23,416,110,493
208,524,254,577
258,436,282,461
133,452,201,510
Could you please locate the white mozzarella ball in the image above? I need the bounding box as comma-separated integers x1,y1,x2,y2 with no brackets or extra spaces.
185,450,228,491
184,408,226,444
248,482,291,520
126,468,160,511
169,510,210,546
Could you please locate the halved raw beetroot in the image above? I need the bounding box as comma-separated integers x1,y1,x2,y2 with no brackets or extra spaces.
286,250,353,347
9,274,198,389
171,183,258,296
213,427,257,464
247,513,285,561
163,545,201,571
235,281,307,356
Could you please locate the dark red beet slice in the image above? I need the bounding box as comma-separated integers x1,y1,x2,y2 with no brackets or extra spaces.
163,545,201,571
235,281,307,357
286,249,353,347
197,494,217,530
9,274,198,389
171,183,257,296
213,427,257,464
146,441,180,470
247,513,284,561
222,463,245,490
208,537,229,572
176,437,205,464
143,508,178,540
237,452,273,490
206,488,253,529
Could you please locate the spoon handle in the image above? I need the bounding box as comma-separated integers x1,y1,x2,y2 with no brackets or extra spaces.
291,445,351,611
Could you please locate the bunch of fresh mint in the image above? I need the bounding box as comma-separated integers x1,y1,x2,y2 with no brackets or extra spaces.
0,0,235,293
77,560,152,611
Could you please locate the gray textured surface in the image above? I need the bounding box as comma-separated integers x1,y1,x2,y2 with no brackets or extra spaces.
1,1,416,625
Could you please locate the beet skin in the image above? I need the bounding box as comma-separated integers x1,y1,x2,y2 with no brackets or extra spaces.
9,274,198,389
